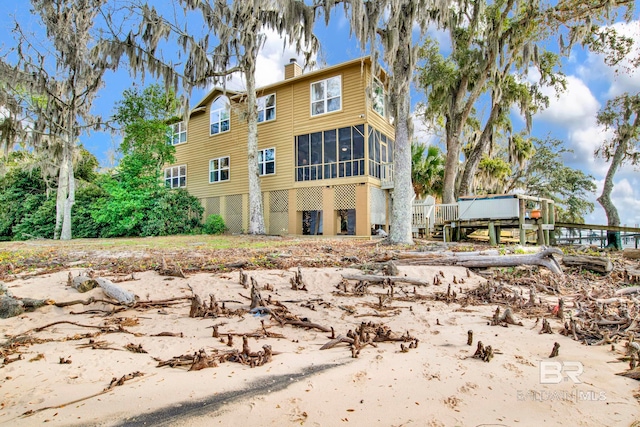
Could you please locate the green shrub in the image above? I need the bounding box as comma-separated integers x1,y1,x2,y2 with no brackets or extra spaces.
203,214,227,235
141,188,204,236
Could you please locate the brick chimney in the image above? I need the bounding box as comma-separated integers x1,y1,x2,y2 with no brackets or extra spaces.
284,58,302,80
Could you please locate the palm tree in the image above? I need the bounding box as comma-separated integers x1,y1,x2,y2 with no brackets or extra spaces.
411,142,444,199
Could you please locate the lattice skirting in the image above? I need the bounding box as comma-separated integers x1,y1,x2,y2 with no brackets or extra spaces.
202,196,221,219
296,187,323,211
225,194,244,233
269,190,289,234
334,184,356,210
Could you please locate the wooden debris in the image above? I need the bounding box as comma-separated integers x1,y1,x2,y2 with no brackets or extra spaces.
158,257,186,278
68,272,98,293
124,343,147,353
341,274,430,286
472,341,494,362
491,307,523,326
549,342,560,358
250,278,266,310
239,269,249,288
290,267,308,291
561,255,613,274
96,277,136,305
105,371,145,391
398,247,564,274
467,330,473,346
540,318,554,334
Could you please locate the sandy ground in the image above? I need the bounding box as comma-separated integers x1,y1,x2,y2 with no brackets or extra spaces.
1,264,639,427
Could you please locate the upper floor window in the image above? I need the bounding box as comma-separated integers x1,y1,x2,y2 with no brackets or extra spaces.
372,77,386,118
311,76,341,116
259,148,275,176
209,156,230,183
210,96,230,135
169,121,187,145
257,94,276,123
165,165,186,189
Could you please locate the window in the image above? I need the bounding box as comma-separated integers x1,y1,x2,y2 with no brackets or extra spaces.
210,96,230,135
209,156,230,183
310,76,341,116
372,77,386,118
165,165,186,189
259,148,275,176
295,125,364,181
257,94,276,123
368,127,394,179
169,121,187,145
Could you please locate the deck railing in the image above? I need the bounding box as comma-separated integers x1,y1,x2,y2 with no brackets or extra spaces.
411,200,435,234
434,203,458,226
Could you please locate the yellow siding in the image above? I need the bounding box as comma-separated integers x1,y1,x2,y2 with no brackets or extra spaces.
172,58,396,236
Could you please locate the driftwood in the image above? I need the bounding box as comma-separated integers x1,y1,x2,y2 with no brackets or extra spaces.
0,283,53,318
341,274,430,286
397,248,564,274
95,278,136,305
615,286,640,296
623,249,640,260
21,371,146,418
69,273,98,293
561,255,613,274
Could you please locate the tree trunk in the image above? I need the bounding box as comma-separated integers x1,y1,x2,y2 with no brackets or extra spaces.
60,131,75,240
442,131,461,204
55,147,69,240
597,134,625,249
245,54,266,235
388,20,414,245
458,104,500,197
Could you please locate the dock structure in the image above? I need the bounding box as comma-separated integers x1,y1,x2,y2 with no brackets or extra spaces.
410,194,640,247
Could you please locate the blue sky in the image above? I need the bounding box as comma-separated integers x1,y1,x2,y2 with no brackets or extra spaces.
1,3,639,227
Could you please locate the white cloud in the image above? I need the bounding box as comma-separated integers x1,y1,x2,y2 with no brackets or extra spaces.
222,29,317,91
534,75,600,126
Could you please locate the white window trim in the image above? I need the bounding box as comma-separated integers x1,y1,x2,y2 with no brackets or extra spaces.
170,121,187,145
259,147,276,176
372,77,386,119
210,97,230,136
257,94,276,123
165,164,187,189
209,156,230,183
310,75,342,117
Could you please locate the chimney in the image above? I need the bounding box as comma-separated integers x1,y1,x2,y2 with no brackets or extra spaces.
284,58,302,80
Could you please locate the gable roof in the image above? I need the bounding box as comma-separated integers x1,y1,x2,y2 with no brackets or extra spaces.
189,56,386,116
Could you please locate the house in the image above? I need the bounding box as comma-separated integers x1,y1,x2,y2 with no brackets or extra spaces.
165,57,396,236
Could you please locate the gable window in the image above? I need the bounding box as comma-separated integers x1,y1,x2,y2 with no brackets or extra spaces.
210,96,230,135
209,156,230,183
169,121,187,145
372,77,386,118
257,94,276,123
165,165,186,189
259,148,275,176
311,75,341,116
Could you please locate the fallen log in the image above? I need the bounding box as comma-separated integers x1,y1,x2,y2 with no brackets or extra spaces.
341,274,430,286
95,278,136,305
561,255,613,274
623,249,640,260
397,248,563,274
616,286,640,296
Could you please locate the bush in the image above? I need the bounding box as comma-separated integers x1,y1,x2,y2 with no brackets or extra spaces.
203,214,227,235
141,188,204,236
